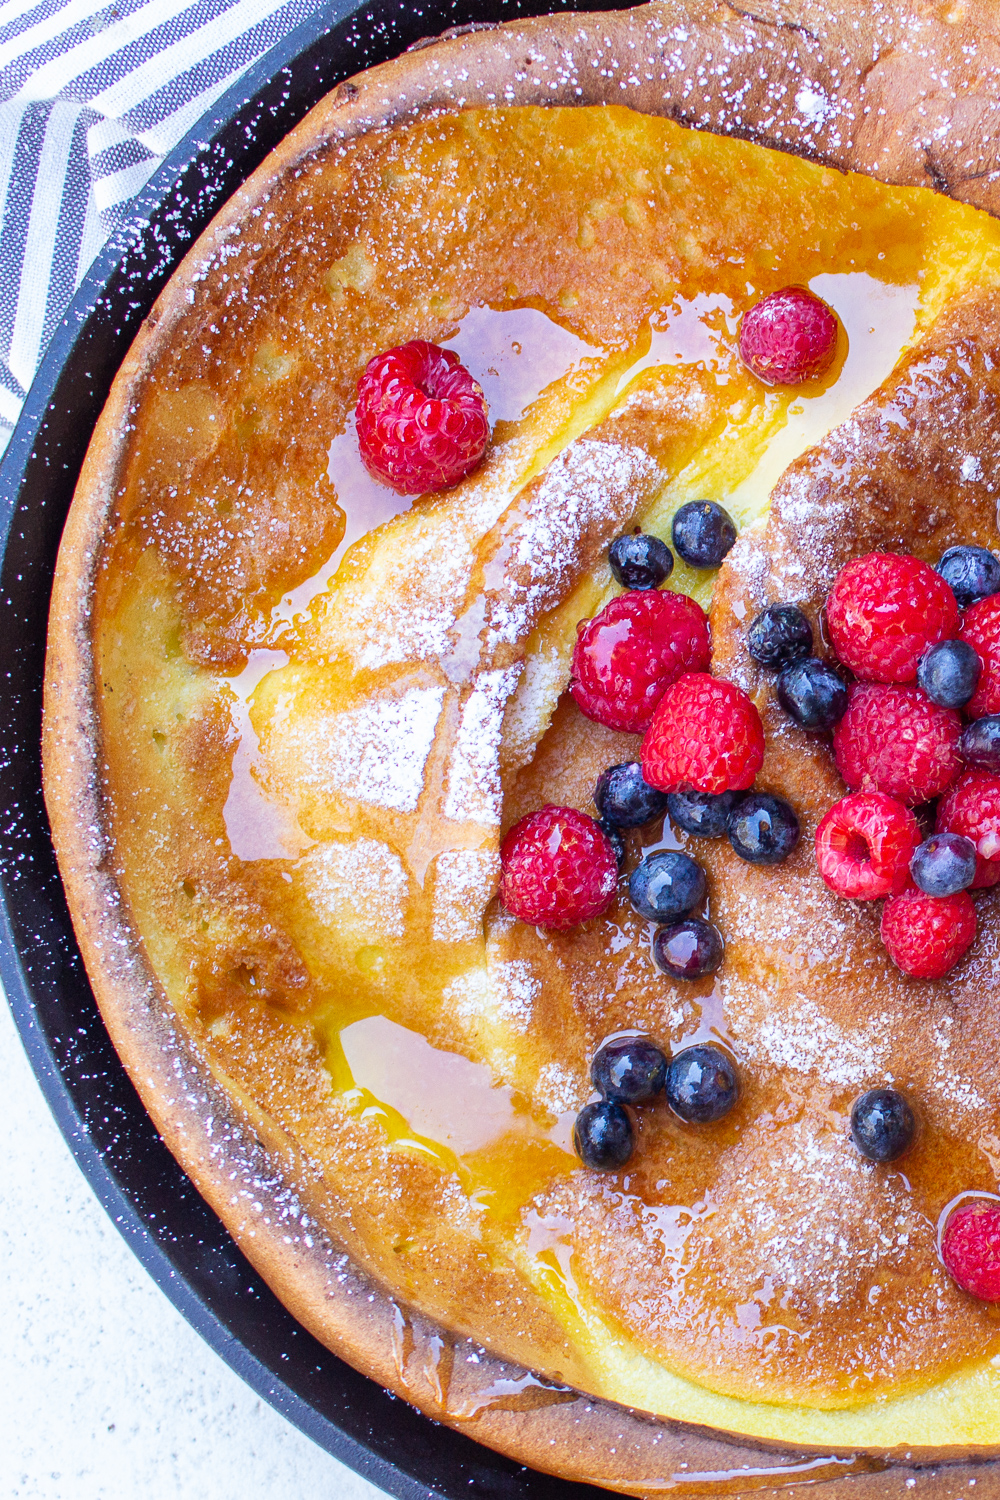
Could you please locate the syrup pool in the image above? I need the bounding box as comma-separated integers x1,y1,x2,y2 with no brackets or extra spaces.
335,1012,577,1168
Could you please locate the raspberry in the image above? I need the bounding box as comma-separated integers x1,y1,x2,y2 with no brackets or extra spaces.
356,340,489,494
826,553,959,683
641,673,765,795
814,793,919,900
738,286,838,385
936,770,1000,889
973,858,1000,890
570,591,710,734
941,1199,1000,1301
958,592,1000,717
880,888,976,980
833,684,962,804
500,805,618,930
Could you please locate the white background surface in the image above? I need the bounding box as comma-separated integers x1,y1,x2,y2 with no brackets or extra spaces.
1,991,390,1500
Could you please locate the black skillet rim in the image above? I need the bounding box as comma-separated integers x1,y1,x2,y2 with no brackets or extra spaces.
0,2,628,1495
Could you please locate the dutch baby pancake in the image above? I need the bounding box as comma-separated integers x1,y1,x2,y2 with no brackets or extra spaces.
42,1,1000,1491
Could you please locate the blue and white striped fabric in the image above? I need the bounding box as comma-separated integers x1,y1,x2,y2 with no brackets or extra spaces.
0,0,333,456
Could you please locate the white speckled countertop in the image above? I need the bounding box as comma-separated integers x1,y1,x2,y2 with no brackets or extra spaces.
1,990,390,1500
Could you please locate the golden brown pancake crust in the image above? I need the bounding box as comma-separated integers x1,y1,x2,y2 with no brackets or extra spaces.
41,2,1000,1492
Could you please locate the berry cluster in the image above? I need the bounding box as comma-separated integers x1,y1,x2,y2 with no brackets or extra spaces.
751,547,1000,980
503,531,801,958
575,1035,739,1170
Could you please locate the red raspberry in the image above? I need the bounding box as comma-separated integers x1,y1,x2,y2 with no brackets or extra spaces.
826,553,959,683
570,592,711,734
814,793,919,900
941,1199,1000,1301
880,888,976,979
738,286,838,385
936,770,1000,890
641,673,765,795
972,857,1000,890
958,593,1000,717
833,684,962,804
356,340,489,494
500,805,618,930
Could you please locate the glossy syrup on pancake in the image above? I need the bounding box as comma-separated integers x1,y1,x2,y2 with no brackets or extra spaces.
84,103,1000,1445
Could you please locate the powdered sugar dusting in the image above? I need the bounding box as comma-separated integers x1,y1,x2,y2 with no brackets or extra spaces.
346,527,475,670
432,849,501,942
501,642,568,773
748,993,892,1092
931,1016,989,1116
444,957,541,1034
490,960,541,1031
294,686,444,813
484,438,658,650
725,1123,928,1309
535,1060,587,1115
794,84,833,128
301,837,409,941
444,665,523,824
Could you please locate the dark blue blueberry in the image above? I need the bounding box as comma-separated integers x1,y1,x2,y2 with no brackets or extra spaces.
671,501,738,569
609,532,674,591
910,833,977,896
960,715,1000,772
595,762,670,830
667,789,744,838
917,639,981,708
936,545,1000,609
629,850,706,923
665,1045,739,1123
747,604,813,669
728,793,800,865
573,1100,634,1170
597,816,627,868
776,657,848,730
652,919,724,980
849,1089,915,1163
591,1037,668,1104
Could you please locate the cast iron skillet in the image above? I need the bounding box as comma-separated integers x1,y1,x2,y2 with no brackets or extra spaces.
0,2,627,1494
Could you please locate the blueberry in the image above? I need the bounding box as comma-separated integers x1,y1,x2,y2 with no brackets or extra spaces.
849,1088,915,1163
652,918,724,979
609,532,674,591
917,639,981,708
573,1100,634,1170
910,832,977,896
936,545,1000,609
747,604,813,669
667,789,744,839
591,1037,668,1104
598,816,627,868
960,715,1000,772
776,657,848,730
728,793,800,865
595,762,670,830
665,1044,738,1123
629,850,706,923
671,501,738,569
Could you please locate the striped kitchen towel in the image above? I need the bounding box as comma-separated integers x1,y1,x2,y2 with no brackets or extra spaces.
0,0,333,457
